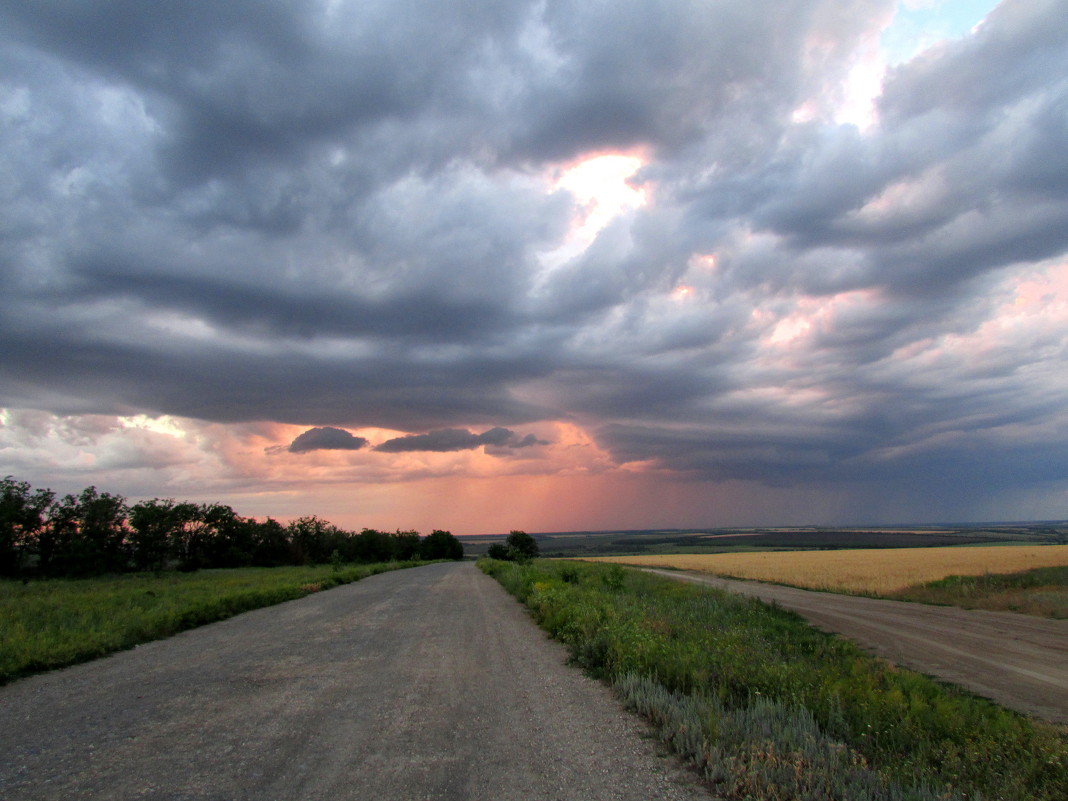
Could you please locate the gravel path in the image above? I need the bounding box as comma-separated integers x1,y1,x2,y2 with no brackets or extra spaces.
1,562,710,801
643,568,1068,725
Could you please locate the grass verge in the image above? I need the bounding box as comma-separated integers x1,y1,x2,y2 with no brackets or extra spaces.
481,558,1068,801
1,561,427,683
889,566,1068,618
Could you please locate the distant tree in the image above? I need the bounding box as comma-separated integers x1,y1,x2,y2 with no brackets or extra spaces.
420,529,463,560
173,502,225,571
42,487,129,576
0,476,54,577
208,513,259,568
484,531,538,562
351,528,393,563
287,515,339,565
506,530,539,561
249,517,291,566
129,498,183,573
391,529,422,561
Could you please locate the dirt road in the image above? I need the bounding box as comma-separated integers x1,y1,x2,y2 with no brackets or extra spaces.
643,568,1068,726
1,563,708,801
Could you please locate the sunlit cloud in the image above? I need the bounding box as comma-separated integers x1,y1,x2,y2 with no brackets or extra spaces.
537,151,648,273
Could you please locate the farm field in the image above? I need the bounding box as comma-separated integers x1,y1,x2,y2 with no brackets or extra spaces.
585,544,1068,595
458,522,1067,558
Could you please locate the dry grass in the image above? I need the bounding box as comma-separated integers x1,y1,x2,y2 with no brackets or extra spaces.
584,545,1068,595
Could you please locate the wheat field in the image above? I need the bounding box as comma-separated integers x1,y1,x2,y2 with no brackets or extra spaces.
584,544,1068,594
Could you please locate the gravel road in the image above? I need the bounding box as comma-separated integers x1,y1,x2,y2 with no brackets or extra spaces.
643,568,1068,725
1,562,709,801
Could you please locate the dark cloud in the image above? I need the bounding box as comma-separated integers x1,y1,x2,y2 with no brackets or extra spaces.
375,427,546,453
288,427,369,453
1,0,1067,520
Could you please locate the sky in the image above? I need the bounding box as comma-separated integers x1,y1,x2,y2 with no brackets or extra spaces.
2,0,1067,534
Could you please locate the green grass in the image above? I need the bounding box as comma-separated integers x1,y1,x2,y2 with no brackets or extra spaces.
481,558,1068,801
0,561,426,683
889,566,1068,619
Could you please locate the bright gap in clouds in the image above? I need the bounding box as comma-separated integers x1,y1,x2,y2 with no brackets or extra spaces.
554,153,647,227
881,0,1002,66
831,0,1002,129
538,153,647,271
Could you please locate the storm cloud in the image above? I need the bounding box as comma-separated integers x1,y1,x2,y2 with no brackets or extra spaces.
2,0,1067,526
375,428,546,453
288,427,369,453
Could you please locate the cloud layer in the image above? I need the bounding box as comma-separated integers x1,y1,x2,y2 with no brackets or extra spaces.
2,0,1067,528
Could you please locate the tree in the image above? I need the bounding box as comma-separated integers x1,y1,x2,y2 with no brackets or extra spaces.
391,529,422,561
0,476,54,577
351,528,393,563
39,487,130,576
249,517,291,566
420,529,463,560
287,515,335,565
129,498,182,573
485,531,539,562
171,502,219,571
506,530,539,561
78,487,130,574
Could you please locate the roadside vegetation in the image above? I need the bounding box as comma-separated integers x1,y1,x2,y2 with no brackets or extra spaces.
0,561,425,683
889,565,1068,619
480,558,1068,801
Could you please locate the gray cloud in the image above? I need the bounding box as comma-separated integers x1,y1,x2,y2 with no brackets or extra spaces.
374,427,546,453
288,427,369,453
1,0,1067,520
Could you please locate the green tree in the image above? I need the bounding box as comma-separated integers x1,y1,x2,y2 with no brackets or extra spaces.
0,476,54,577
391,529,422,561
129,498,183,573
287,515,335,565
506,529,539,561
420,529,464,560
171,502,220,571
42,487,129,576
249,517,291,566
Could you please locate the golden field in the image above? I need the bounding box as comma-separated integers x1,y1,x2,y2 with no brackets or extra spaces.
584,544,1068,594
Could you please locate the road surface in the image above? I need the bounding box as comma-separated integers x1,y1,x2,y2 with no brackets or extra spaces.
1,562,709,801
643,568,1068,725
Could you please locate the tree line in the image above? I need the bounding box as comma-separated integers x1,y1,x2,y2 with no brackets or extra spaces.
0,475,463,578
